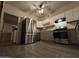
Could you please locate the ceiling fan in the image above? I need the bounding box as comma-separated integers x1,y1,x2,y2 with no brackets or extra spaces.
33,2,47,9
32,2,47,14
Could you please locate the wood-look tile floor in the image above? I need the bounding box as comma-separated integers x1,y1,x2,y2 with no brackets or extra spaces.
0,41,79,58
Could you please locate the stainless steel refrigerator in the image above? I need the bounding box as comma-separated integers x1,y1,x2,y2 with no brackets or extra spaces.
20,18,37,44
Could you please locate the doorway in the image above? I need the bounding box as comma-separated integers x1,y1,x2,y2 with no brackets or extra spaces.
1,13,18,45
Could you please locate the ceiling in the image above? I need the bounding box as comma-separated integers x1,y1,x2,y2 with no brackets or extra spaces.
6,1,73,21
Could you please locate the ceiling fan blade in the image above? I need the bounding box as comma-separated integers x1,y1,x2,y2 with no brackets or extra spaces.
41,1,48,9
33,4,40,10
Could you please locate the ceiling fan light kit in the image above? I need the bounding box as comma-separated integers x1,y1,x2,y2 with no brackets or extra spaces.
32,1,47,14
38,9,44,14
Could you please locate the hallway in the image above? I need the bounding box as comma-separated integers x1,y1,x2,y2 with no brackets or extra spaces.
0,41,79,58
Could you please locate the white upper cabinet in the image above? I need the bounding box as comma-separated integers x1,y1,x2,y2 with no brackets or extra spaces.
42,19,50,25
65,7,79,22
50,15,58,25
65,9,74,22
56,13,65,19
73,7,79,21
50,17,55,25
50,13,65,25
36,21,43,28
45,6,79,26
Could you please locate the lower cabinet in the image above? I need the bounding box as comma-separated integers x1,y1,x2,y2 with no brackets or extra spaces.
40,31,54,41
33,32,41,42
40,29,79,45
68,29,79,44
53,29,69,44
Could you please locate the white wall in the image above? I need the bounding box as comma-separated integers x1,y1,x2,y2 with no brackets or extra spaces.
4,2,26,17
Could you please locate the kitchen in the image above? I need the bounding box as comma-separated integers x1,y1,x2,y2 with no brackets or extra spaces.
0,1,79,58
